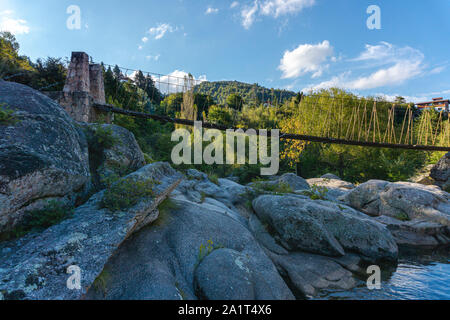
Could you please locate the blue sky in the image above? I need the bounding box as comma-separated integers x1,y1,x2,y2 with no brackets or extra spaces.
1,0,449,102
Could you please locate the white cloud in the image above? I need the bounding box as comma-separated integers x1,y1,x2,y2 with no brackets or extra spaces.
241,1,259,29
303,42,427,92
0,10,30,35
0,10,14,16
138,45,143,50
153,70,207,94
240,0,315,28
146,54,161,61
230,1,240,9
142,36,149,43
429,66,446,75
279,40,334,79
260,0,316,18
346,60,423,90
205,7,219,15
148,23,176,40
353,42,424,66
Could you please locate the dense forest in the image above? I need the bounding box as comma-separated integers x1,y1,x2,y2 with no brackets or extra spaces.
1,31,448,184
194,81,297,107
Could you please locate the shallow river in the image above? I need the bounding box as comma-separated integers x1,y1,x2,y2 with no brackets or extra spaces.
318,249,450,300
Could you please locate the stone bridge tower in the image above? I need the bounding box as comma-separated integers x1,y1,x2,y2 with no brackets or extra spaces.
46,52,111,123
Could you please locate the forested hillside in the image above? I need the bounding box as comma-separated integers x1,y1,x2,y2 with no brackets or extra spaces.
1,31,447,184
194,80,297,106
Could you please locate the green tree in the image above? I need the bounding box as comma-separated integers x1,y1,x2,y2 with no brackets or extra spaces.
207,105,233,126
30,57,67,91
0,31,34,79
226,93,244,111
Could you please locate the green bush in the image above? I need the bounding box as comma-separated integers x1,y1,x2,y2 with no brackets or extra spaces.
253,181,293,194
143,153,154,164
207,173,220,185
88,124,119,151
101,177,158,212
154,197,179,227
0,103,18,126
196,240,224,266
300,184,329,200
394,212,410,221
3,200,74,240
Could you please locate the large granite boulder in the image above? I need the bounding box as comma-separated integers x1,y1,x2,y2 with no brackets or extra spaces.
84,186,294,300
340,180,450,247
80,123,146,188
248,213,366,298
0,162,183,300
341,181,450,225
431,152,450,191
0,80,90,235
374,215,450,248
307,178,355,201
321,173,341,180
266,250,362,298
252,195,398,262
248,173,310,192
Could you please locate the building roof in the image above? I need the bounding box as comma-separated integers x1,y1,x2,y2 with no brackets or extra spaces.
416,98,449,105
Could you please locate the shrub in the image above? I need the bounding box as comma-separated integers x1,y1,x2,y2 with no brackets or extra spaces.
300,184,329,200
143,153,154,164
394,212,410,221
253,181,293,194
88,124,119,151
154,197,179,227
3,200,74,240
101,177,158,212
91,268,111,298
196,240,224,266
0,103,18,126
207,173,219,185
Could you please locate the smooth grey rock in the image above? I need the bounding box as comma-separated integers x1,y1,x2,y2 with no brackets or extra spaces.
0,162,182,300
277,173,310,191
226,176,240,183
186,169,208,181
339,180,389,216
194,249,255,300
248,214,289,255
0,80,90,234
341,181,450,226
253,195,398,262
253,196,345,257
374,215,450,248
307,178,355,201
341,180,450,248
431,152,450,189
321,173,341,180
80,123,145,184
379,182,450,226
84,197,294,300
267,251,359,298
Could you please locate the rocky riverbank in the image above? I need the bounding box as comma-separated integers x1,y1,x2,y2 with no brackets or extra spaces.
0,81,449,300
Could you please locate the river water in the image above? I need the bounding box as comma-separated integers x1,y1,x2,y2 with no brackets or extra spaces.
318,249,450,300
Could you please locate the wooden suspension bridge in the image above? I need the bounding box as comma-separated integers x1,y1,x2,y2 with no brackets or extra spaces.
3,51,450,152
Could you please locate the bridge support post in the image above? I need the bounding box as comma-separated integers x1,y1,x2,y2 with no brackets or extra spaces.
46,52,111,123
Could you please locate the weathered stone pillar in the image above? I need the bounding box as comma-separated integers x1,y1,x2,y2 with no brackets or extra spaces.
88,63,112,123
89,64,106,104
46,52,112,124
64,52,90,94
